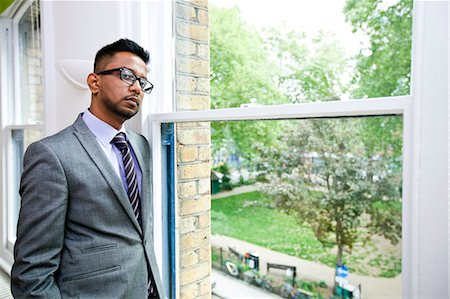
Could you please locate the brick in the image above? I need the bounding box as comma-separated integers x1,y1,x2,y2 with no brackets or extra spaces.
176,122,199,128
177,128,210,145
176,3,197,21
177,22,208,42
198,178,210,194
180,283,198,298
196,293,212,299
178,180,197,198
178,146,198,162
178,163,210,180
180,229,210,251
177,93,210,110
198,146,210,161
177,75,196,92
198,244,211,262
177,57,209,75
180,263,210,285
198,212,210,229
198,277,212,295
179,195,211,216
183,0,208,8
180,216,197,234
181,250,199,267
196,77,210,93
177,39,197,56
175,1,211,295
197,44,209,59
198,9,208,25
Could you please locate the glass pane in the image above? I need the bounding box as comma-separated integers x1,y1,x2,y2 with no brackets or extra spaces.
9,128,42,244
211,116,402,299
18,0,43,124
210,0,413,109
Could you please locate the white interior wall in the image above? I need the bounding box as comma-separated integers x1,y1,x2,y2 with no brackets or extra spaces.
41,1,120,135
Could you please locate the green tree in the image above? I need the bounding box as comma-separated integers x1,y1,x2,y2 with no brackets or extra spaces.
210,6,285,165
344,0,413,98
258,118,402,268
265,28,349,103
344,0,413,159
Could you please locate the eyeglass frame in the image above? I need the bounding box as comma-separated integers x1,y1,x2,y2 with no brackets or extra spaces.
95,67,154,94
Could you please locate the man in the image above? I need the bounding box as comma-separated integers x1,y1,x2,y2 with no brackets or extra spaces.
11,39,165,299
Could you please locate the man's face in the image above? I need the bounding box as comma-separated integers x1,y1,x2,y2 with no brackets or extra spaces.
95,51,148,124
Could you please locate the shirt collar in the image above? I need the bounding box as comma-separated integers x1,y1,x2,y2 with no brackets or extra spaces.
82,109,127,146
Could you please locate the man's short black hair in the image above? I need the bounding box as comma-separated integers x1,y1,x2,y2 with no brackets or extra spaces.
94,38,150,72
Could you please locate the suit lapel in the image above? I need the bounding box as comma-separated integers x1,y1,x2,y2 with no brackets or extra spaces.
72,115,143,235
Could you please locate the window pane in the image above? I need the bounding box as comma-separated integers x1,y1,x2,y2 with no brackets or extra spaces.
9,128,42,244
211,116,402,298
18,0,43,124
210,0,413,109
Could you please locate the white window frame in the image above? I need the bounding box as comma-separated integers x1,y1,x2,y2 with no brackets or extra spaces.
148,1,448,297
0,0,44,272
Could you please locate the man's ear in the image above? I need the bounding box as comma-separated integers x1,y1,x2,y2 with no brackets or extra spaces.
87,73,99,94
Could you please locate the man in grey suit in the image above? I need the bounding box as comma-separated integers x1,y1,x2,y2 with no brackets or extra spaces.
11,39,165,299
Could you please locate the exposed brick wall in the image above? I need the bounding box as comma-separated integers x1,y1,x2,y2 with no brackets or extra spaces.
174,1,211,298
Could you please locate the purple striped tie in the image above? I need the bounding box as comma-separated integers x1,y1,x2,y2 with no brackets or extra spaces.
112,132,142,226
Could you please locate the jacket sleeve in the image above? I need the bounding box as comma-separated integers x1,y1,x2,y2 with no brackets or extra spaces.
11,141,68,298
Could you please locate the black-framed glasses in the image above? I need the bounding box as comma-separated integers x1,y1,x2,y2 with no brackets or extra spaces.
96,67,154,94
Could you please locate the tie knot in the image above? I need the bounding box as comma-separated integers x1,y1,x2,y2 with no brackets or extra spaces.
112,132,128,152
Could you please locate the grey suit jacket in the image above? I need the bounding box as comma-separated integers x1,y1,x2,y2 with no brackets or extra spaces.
11,115,166,299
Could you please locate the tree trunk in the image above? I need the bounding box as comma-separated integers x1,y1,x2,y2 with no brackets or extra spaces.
334,245,344,295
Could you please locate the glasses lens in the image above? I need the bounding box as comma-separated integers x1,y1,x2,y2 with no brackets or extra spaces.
139,79,153,94
120,68,153,94
120,68,136,85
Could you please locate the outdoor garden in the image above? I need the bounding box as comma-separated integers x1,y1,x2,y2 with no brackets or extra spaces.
209,0,412,297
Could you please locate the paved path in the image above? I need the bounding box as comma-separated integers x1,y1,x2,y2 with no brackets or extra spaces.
212,235,402,299
212,269,283,299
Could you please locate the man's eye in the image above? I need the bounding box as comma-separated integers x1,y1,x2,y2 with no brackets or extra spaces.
122,73,135,80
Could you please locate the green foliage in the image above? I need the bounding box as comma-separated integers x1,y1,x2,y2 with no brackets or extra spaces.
265,28,349,103
210,6,283,109
343,0,412,159
0,0,14,14
256,118,402,265
210,6,286,164
344,0,413,98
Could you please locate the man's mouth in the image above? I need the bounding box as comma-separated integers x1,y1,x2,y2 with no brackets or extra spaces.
124,96,139,106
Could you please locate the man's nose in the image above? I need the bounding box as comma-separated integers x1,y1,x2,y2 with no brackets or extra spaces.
129,79,142,93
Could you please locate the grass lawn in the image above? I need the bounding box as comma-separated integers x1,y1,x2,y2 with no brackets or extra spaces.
211,190,401,277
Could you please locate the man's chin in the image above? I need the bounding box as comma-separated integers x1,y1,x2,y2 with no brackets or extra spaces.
120,107,139,119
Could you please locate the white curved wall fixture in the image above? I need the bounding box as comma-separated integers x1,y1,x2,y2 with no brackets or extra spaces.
56,60,92,90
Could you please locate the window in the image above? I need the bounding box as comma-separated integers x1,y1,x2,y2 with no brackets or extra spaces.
209,0,413,109
0,0,43,263
211,117,403,297
152,1,448,298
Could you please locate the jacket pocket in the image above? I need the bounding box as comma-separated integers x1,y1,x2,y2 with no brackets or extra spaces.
61,243,120,283
62,266,121,283
80,243,117,254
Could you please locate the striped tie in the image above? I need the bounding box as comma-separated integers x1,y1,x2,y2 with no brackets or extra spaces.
112,132,141,226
